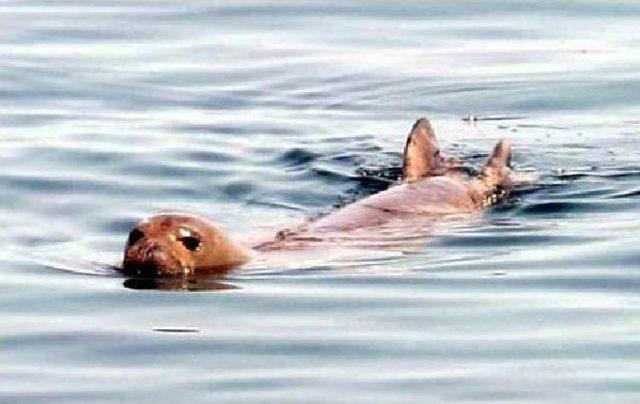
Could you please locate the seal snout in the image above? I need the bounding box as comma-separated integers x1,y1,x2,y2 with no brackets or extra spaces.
140,242,171,269
133,261,161,278
123,237,185,277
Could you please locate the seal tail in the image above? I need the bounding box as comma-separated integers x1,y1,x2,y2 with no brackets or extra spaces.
401,117,444,182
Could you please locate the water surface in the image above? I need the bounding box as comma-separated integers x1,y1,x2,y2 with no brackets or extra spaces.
2,1,640,402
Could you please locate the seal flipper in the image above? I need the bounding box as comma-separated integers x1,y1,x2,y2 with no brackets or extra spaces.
401,118,445,182
482,139,538,187
469,139,513,206
481,139,512,188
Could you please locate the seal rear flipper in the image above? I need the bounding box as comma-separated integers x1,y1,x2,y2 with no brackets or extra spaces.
401,117,445,182
481,139,512,188
482,139,540,187
468,139,513,207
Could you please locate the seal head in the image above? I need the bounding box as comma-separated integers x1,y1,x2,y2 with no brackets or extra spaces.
122,214,248,277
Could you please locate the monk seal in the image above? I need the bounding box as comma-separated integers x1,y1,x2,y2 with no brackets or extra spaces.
121,117,520,278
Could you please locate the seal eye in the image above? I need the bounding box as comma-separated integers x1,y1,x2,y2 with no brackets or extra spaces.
128,229,145,246
179,236,202,251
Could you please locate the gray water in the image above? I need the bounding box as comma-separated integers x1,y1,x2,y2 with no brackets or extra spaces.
2,1,640,402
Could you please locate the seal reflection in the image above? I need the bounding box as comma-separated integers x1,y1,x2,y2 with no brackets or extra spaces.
123,276,239,291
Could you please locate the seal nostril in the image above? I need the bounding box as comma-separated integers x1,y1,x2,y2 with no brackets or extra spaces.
127,229,145,246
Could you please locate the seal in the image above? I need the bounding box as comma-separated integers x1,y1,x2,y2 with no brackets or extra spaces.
121,117,522,278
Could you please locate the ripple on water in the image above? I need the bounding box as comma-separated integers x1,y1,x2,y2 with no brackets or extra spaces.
3,0,640,402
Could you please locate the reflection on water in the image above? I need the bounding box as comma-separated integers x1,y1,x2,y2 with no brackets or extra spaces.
123,277,239,292
3,0,640,402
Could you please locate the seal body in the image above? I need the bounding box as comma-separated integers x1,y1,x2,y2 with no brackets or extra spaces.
309,176,476,232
